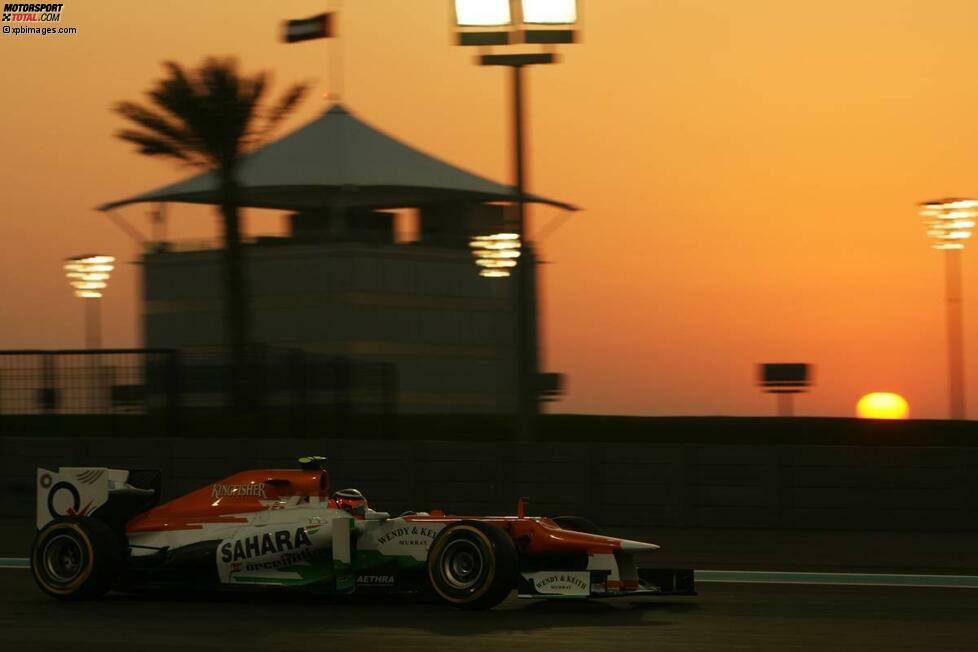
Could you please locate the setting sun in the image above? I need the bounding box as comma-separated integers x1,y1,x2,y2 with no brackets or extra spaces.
856,393,910,420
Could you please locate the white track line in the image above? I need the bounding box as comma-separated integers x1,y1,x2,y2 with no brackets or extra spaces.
697,570,978,589
0,558,29,568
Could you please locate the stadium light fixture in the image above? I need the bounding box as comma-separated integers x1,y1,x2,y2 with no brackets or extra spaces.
64,254,115,349
469,232,521,277
453,0,513,27
920,198,977,250
64,255,115,299
521,0,578,24
919,198,975,419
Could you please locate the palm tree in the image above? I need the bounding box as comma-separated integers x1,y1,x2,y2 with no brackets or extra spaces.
114,57,307,408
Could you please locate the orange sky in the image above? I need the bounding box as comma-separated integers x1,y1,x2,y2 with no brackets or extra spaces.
2,0,978,419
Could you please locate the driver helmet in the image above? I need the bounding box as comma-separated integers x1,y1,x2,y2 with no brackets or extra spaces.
333,488,367,518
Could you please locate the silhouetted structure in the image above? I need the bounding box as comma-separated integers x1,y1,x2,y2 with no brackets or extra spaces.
758,363,812,417
452,3,579,437
0,348,394,440
920,198,975,420
100,105,573,415
113,58,309,410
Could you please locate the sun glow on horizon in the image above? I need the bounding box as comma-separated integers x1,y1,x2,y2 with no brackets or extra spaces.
856,393,910,420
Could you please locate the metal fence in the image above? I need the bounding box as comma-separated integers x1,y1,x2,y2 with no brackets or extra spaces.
0,349,396,418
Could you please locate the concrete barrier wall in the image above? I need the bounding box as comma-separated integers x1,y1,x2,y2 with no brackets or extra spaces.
2,437,976,530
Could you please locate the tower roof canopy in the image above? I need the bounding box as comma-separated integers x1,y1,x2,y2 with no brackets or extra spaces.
99,104,576,213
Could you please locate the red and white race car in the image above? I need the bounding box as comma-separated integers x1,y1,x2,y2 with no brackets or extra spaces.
31,457,694,609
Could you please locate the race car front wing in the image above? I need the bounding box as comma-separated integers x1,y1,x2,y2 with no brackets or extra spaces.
517,568,696,599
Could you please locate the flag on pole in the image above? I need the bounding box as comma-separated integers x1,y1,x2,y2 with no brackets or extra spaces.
283,13,334,43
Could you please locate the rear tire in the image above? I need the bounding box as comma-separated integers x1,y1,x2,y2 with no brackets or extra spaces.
553,516,600,535
427,521,518,610
31,517,123,600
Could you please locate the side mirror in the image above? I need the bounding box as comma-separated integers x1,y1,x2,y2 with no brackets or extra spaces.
298,455,327,471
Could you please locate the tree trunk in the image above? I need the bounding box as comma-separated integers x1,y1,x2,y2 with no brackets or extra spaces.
219,173,251,410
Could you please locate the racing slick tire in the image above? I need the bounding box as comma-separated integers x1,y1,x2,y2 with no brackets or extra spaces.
31,516,123,600
553,516,600,535
427,520,518,610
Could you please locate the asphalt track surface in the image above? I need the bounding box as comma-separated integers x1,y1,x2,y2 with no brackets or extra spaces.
2,570,977,652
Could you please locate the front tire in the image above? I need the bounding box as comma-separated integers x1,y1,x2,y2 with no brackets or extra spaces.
31,517,123,600
427,521,518,610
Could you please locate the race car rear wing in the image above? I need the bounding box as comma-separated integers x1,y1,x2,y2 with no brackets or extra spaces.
36,467,160,530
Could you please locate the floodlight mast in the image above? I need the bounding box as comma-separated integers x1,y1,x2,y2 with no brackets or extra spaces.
758,363,812,417
64,254,115,349
920,198,976,420
452,1,579,440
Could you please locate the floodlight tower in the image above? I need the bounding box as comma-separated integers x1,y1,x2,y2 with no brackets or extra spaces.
920,198,976,420
64,254,115,349
758,363,812,417
452,0,579,439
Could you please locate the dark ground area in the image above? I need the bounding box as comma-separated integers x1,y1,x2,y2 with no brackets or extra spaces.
1,570,975,651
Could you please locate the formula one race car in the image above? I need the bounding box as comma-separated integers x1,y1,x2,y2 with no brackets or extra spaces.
31,458,694,609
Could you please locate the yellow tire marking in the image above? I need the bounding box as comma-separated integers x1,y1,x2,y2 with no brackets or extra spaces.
33,523,95,595
428,524,498,604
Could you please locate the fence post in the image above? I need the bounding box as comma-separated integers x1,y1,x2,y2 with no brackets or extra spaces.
41,352,57,415
164,350,181,436
249,344,266,411
382,362,397,431
290,349,307,407
289,349,307,434
336,357,352,432
250,345,268,437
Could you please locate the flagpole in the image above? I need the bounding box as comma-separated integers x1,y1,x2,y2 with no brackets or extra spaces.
282,9,339,100
328,0,343,102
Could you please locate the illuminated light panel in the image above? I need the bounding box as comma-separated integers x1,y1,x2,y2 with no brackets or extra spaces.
521,0,578,24
476,259,517,268
856,392,910,420
454,0,512,26
64,254,115,299
920,198,977,250
470,232,521,278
